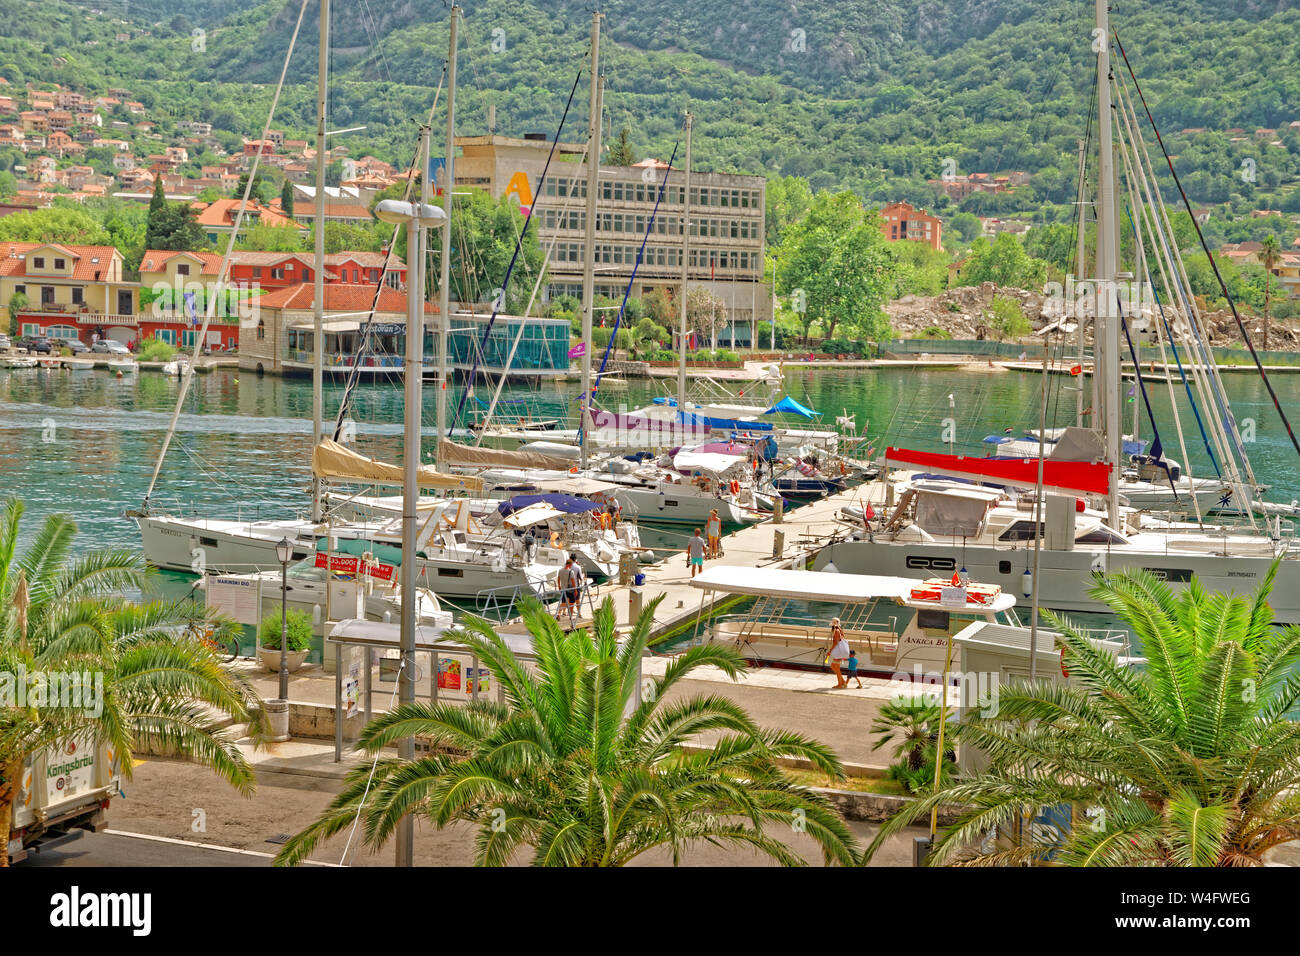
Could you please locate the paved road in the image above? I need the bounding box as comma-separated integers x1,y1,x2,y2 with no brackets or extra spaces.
20,758,925,867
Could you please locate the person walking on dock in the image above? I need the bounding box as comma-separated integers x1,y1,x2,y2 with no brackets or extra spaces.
557,558,580,627
828,617,849,689
845,647,862,688
687,528,706,578
706,509,722,559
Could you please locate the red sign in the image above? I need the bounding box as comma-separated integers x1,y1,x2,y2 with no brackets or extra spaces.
314,552,397,582
1069,364,1082,376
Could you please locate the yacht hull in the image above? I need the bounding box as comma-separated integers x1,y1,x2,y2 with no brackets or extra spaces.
815,539,1300,623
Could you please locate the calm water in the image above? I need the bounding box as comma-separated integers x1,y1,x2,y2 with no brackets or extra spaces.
3,363,1300,555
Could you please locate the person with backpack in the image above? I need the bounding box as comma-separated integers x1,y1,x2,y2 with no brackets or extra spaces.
556,558,581,626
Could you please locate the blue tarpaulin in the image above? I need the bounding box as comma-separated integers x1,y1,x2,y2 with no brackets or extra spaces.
764,395,818,419
676,410,773,432
497,493,604,517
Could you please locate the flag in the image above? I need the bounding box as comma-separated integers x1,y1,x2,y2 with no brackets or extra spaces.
184,290,198,325
1069,364,1082,376
568,343,586,358
864,504,875,520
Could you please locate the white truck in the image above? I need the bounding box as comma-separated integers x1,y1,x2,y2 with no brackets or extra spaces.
8,736,124,864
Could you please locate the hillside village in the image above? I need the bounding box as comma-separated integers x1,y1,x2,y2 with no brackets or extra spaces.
2,71,1300,362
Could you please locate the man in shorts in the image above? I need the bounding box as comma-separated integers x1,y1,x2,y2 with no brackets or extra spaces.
687,528,706,578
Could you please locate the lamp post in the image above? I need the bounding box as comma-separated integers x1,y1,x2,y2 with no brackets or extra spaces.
374,183,447,867
276,536,293,701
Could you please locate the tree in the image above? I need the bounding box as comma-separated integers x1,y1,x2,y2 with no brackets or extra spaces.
984,294,1031,341
946,211,982,245
0,207,111,245
280,180,295,218
778,191,895,342
765,175,813,247
0,170,16,200
0,498,265,866
606,126,637,167
870,697,959,795
145,199,207,252
6,290,26,335
1260,234,1282,349
236,224,304,252
424,189,545,312
864,564,1300,866
274,596,858,867
685,285,727,344
960,233,1048,289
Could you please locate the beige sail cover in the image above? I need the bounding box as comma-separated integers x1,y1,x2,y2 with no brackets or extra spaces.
436,439,575,473
313,439,483,492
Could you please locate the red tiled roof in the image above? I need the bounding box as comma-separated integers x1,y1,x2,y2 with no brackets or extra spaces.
192,198,304,230
255,282,434,313
139,249,226,274
0,242,121,279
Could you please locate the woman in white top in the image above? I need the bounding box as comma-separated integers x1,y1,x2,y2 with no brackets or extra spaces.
828,617,849,688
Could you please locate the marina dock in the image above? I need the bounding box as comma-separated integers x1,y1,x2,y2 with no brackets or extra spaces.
538,482,888,644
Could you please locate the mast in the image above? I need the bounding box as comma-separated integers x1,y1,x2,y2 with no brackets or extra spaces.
579,11,602,470
380,127,439,869
436,4,459,453
677,111,692,412
1073,138,1088,428
310,0,329,522
1096,0,1121,528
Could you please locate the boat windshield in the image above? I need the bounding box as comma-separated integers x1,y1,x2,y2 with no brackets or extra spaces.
288,560,327,581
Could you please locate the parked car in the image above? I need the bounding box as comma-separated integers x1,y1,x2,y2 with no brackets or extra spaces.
91,339,129,355
0,333,10,351
17,336,52,354
53,337,88,354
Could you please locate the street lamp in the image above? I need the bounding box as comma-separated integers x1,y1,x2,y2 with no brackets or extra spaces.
373,174,448,868
275,536,294,702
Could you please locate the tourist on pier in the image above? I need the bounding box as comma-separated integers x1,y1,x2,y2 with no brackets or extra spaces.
557,558,580,626
828,618,849,689
687,529,706,578
706,509,722,558
845,648,862,688
522,528,536,563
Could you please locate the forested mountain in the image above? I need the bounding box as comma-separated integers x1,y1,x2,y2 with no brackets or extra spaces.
3,0,1297,224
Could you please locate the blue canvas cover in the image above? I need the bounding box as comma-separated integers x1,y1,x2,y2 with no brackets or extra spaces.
497,493,604,517
764,395,818,418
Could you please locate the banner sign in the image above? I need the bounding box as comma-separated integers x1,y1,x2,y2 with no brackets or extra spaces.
314,552,397,582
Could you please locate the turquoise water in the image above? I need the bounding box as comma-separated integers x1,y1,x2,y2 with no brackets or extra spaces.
4,362,1300,556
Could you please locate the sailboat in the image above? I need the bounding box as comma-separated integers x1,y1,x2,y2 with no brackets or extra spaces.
816,0,1300,623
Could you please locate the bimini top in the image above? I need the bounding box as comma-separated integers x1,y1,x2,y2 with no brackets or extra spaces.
689,566,1017,613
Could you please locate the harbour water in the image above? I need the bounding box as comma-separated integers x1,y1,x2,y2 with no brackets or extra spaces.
4,362,1300,555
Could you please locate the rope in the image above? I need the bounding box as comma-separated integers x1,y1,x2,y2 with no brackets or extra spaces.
1113,27,1300,462
452,68,586,432
142,0,312,509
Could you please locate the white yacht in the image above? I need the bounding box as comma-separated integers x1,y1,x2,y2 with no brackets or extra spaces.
815,479,1300,623
686,565,1023,676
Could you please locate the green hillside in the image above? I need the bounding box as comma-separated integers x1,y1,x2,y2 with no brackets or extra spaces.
3,0,1298,228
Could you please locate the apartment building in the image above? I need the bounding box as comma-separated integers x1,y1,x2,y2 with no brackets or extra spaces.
452,133,771,326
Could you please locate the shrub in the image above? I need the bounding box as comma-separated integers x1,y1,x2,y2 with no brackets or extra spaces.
258,609,313,652
138,338,177,362
920,326,953,339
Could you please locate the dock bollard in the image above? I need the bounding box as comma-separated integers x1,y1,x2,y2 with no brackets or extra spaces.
772,529,785,559
773,498,784,524
629,587,643,622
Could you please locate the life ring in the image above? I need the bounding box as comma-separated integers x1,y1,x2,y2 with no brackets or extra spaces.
730,479,740,495
549,530,560,548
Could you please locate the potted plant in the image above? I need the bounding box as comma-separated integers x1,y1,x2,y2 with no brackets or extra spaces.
257,609,313,672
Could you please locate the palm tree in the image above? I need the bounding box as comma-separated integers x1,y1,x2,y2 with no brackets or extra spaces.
0,498,265,865
870,696,957,794
275,596,858,866
1260,234,1282,349
862,563,1300,866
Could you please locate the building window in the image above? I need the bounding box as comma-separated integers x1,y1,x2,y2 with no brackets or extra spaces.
54,258,66,270
176,263,190,276
33,257,45,269
155,328,176,345
271,268,284,280
255,320,265,341
254,267,263,278
14,284,24,295
41,286,55,305
71,287,83,305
